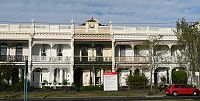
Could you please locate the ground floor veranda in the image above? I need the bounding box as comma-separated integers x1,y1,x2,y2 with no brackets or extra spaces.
26,63,195,88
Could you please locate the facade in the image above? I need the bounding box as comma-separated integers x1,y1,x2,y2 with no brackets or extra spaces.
0,18,191,88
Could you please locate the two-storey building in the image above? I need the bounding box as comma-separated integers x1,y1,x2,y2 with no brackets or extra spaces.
0,18,189,88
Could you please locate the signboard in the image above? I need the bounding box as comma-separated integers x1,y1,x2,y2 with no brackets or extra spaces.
103,72,118,91
195,72,200,76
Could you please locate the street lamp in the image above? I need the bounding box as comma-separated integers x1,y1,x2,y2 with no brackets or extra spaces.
24,60,28,101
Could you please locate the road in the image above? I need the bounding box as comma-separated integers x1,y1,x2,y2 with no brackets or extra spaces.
4,96,200,101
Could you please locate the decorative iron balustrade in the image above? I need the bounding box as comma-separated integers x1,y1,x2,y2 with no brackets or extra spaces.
115,56,150,63
74,56,112,63
32,56,71,63
115,56,187,64
0,55,28,62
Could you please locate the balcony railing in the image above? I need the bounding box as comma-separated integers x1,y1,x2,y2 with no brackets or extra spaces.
115,56,150,63
115,56,187,64
74,56,112,63
32,56,71,63
0,55,28,62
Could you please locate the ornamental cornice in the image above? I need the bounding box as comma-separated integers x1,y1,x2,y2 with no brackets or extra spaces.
0,32,30,35
74,33,111,38
34,32,71,36
32,40,71,46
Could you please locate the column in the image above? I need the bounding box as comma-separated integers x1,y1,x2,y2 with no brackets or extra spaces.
112,40,115,72
50,42,53,62
101,69,104,84
168,67,172,84
168,44,173,63
70,39,74,86
28,37,33,82
131,43,135,63
49,67,53,85
60,69,63,83
93,67,95,86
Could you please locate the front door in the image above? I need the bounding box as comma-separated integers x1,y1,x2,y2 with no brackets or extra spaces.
74,68,83,91
33,69,41,87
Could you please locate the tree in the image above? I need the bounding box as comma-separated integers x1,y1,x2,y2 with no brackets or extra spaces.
143,35,163,90
175,18,199,84
0,62,20,91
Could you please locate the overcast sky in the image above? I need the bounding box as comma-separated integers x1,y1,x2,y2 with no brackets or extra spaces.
0,0,200,25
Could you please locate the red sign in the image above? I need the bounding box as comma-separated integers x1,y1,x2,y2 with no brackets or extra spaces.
104,72,118,75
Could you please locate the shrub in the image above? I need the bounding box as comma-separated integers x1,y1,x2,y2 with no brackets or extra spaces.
172,69,187,84
127,73,148,89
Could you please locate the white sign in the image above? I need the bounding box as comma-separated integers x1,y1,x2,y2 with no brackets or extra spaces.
104,72,118,91
195,72,200,76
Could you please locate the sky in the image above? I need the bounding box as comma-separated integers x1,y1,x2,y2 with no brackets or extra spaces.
0,0,200,25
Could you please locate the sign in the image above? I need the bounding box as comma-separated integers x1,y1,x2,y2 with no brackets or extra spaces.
103,72,118,91
195,72,200,76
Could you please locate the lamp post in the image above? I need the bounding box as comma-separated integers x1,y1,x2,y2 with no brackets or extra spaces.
24,60,28,101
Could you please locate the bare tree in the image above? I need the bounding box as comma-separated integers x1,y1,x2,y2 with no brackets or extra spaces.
143,35,163,90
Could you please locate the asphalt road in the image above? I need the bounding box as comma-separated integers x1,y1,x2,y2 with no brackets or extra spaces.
3,96,200,101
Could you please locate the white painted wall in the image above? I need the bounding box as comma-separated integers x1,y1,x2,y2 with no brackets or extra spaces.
119,70,129,86
125,46,133,56
42,71,49,83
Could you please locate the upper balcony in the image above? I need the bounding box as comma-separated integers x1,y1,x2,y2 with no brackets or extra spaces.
32,56,71,63
115,56,187,64
0,55,28,62
74,56,112,64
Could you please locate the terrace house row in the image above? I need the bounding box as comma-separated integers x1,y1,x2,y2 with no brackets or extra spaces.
0,18,194,87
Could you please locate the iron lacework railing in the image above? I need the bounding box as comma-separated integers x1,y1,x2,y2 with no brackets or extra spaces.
31,56,71,63
74,56,112,64
0,55,28,62
115,56,187,64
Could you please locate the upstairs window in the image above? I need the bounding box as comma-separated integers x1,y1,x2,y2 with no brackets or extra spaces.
96,45,103,56
120,45,126,56
16,43,23,56
57,44,63,56
41,45,46,56
0,43,7,56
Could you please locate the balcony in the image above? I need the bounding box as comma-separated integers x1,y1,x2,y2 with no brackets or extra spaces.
0,55,28,62
115,56,187,64
32,56,71,63
74,56,112,64
115,56,150,64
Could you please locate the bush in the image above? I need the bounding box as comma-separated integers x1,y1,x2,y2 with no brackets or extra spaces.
127,73,148,89
172,69,187,84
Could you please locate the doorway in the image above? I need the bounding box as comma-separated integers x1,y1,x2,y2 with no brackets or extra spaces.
74,68,83,91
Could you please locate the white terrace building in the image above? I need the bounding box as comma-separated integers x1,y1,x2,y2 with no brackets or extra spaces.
0,18,191,88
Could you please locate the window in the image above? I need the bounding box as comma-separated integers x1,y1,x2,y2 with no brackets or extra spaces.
81,46,88,62
0,43,7,61
120,45,126,56
16,43,23,61
41,45,46,56
0,43,7,56
16,44,23,56
57,44,63,56
96,45,103,61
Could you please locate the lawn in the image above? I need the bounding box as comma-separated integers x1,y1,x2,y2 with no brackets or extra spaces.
0,90,165,99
